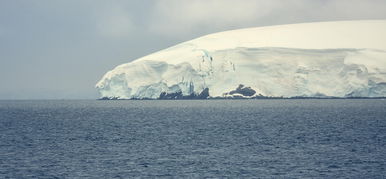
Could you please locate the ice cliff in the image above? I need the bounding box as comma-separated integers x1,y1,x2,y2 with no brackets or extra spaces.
96,20,386,99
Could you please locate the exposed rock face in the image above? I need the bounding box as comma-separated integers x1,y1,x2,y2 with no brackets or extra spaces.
226,85,256,97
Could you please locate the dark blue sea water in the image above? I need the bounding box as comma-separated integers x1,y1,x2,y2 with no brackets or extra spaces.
0,99,385,178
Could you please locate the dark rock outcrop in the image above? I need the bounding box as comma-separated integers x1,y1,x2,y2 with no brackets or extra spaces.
226,84,256,97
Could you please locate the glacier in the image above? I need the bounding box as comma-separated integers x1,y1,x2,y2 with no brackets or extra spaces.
96,20,386,99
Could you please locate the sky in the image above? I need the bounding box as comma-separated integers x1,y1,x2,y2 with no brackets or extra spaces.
0,0,386,99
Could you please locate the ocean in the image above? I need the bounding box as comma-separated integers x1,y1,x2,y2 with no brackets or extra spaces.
0,99,385,178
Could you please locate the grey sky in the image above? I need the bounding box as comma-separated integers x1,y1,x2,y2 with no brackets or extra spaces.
1,0,385,99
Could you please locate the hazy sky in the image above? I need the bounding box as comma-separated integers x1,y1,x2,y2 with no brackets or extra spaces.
1,0,386,99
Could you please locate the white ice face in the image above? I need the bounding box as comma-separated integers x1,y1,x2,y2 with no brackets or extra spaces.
96,20,386,99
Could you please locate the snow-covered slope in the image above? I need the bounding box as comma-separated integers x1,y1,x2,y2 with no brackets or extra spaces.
96,20,386,99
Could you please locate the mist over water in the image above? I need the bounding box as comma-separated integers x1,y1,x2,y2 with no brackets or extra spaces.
0,99,385,178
